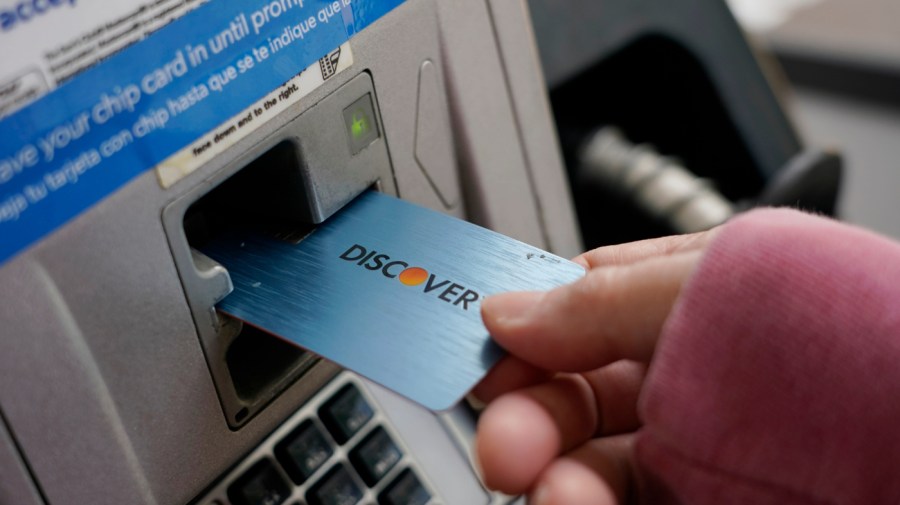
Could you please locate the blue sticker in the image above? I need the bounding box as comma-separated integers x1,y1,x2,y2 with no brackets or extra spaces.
0,0,403,266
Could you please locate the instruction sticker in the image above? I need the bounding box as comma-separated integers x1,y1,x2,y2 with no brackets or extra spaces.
0,0,404,266
156,43,353,188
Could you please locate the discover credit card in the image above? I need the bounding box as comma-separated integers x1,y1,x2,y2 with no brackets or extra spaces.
201,191,585,411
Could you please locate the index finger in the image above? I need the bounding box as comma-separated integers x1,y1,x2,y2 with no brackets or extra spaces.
573,229,716,270
482,250,702,371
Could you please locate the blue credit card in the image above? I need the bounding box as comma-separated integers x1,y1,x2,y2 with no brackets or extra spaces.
201,191,585,411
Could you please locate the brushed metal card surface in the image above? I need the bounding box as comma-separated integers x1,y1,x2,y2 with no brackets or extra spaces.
201,191,585,411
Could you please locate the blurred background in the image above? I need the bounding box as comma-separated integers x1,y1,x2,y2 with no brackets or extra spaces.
732,0,900,239
527,0,900,248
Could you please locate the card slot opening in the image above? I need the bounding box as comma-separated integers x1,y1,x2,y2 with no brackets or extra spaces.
165,72,395,429
184,140,317,248
183,139,323,427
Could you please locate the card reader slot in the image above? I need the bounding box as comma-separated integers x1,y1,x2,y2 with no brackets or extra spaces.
182,139,321,426
163,72,396,429
184,140,316,247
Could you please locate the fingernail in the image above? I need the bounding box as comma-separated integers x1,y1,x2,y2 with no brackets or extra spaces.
530,484,550,505
466,392,486,411
471,435,486,482
483,291,544,326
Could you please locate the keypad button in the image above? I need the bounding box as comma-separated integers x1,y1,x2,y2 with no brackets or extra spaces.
306,464,364,505
379,469,430,505
349,427,402,486
319,384,374,444
275,420,334,484
226,459,291,505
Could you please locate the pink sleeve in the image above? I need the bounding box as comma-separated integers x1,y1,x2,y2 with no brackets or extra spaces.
636,209,900,504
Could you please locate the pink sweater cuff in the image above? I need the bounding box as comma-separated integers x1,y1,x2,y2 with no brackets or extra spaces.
636,209,900,504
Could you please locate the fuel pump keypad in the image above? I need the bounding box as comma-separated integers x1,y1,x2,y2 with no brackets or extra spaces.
208,375,435,505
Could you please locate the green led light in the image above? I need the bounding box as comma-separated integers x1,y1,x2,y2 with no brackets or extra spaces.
350,109,369,139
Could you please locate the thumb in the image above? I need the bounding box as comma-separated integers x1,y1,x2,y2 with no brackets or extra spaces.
482,250,701,372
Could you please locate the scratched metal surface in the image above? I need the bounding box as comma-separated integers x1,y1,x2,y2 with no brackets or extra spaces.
202,191,585,411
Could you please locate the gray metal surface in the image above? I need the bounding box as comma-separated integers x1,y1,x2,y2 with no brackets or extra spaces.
430,0,550,246
0,0,582,503
0,414,43,505
482,0,583,258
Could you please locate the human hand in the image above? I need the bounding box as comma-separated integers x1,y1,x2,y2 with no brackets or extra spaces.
473,230,718,504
